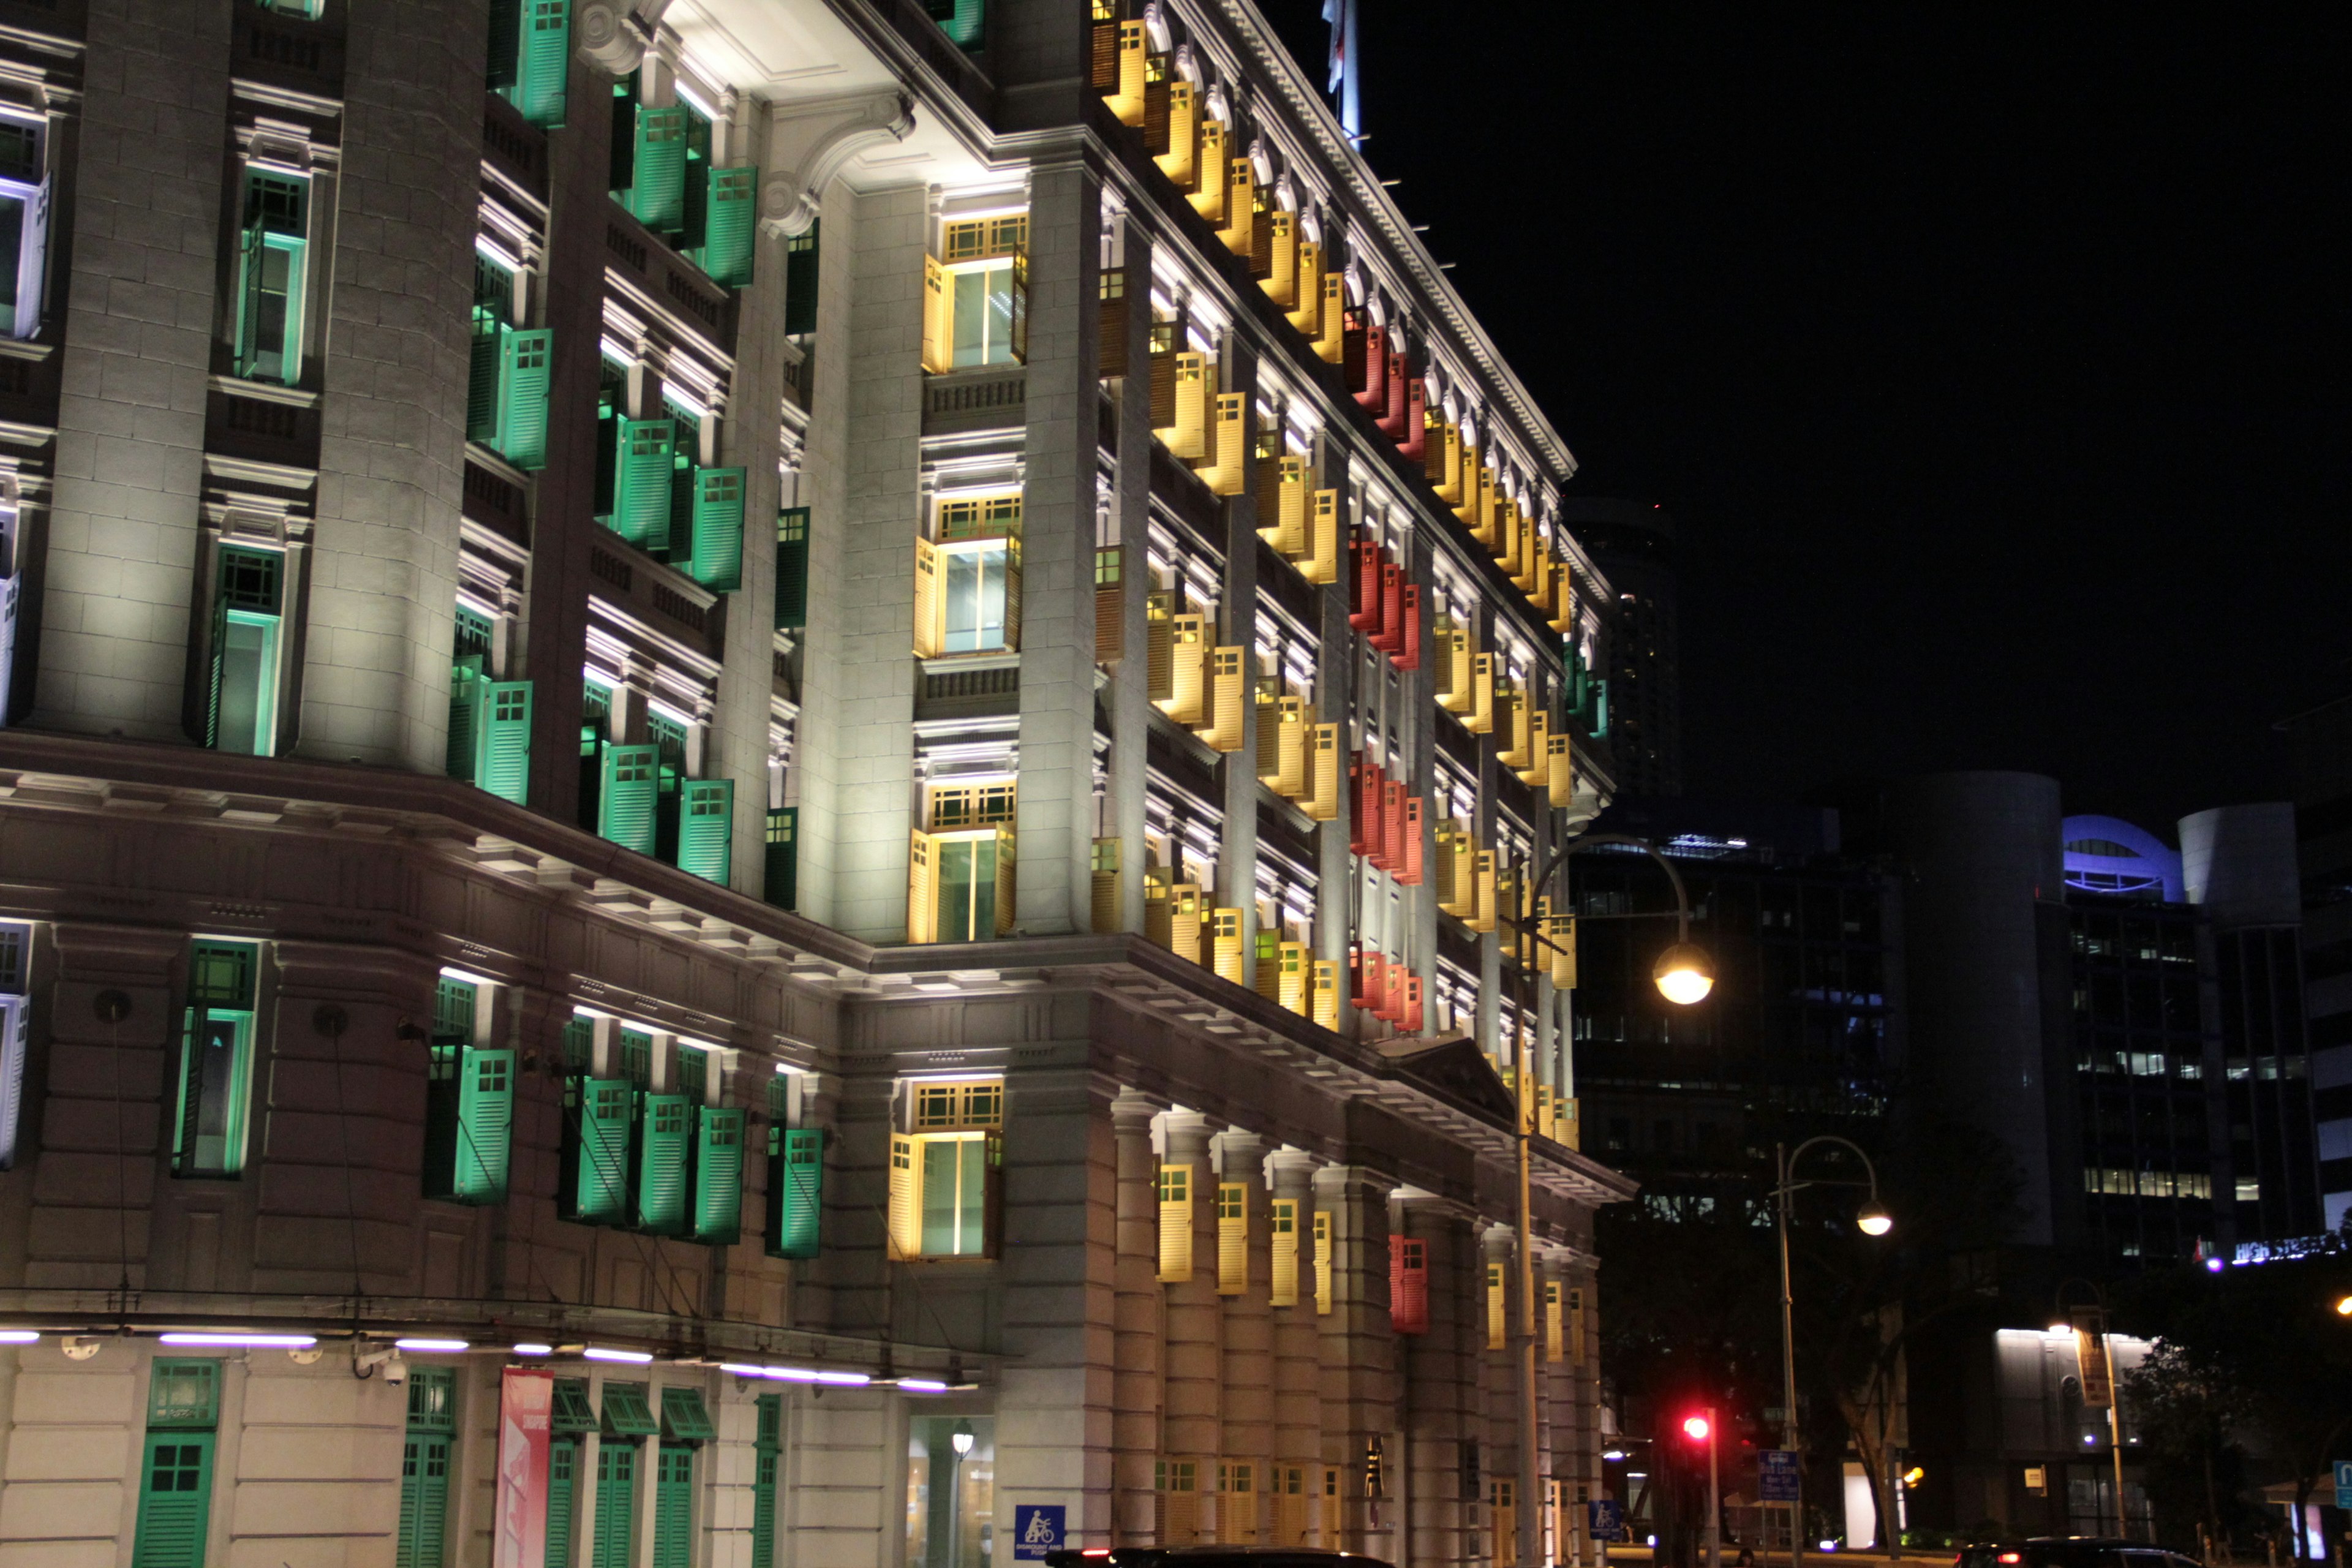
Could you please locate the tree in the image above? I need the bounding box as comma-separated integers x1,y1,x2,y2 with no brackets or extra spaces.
2119,1338,2257,1554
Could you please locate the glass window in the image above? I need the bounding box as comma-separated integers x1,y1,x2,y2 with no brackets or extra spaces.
949,262,1017,368
234,170,309,385
906,1415,994,1568
919,1134,987,1256
0,115,42,339
934,835,997,942
938,544,1008,653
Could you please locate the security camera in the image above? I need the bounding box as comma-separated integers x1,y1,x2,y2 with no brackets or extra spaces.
383,1358,408,1386
355,1345,406,1383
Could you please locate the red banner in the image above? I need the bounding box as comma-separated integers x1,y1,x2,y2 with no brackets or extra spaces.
494,1368,554,1568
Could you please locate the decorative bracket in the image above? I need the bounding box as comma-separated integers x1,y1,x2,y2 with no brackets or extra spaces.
760,91,915,238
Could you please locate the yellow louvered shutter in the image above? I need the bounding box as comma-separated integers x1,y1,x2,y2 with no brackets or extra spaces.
1469,653,1494,734
1158,81,1197,186
1216,1180,1247,1294
994,823,1017,936
1091,838,1121,933
1162,614,1207,725
1569,1287,1588,1367
1451,830,1479,918
1147,590,1176,701
1437,423,1464,502
1144,866,1173,949
1312,1210,1332,1313
1314,273,1344,362
1204,646,1245,750
1288,242,1322,334
921,255,952,374
1509,685,1532,766
1257,456,1308,556
1255,690,1282,782
1275,1466,1309,1546
1106,21,1147,124
1190,120,1227,222
1211,907,1245,986
1452,446,1480,523
1521,710,1551,789
1550,914,1577,990
1560,1096,1581,1152
1471,850,1497,933
1548,731,1575,807
1496,680,1527,767
1434,823,1463,913
1219,159,1254,255
1159,1459,1200,1544
1260,211,1295,307
1269,1199,1298,1306
1195,393,1246,494
1278,941,1309,1015
913,538,943,657
1487,1263,1506,1349
1157,1164,1193,1281
888,1135,921,1257
1305,723,1340,820
1001,533,1022,651
1304,489,1339,584
1310,960,1339,1030
1476,467,1500,544
1170,882,1202,964
1545,1279,1564,1362
1274,699,1307,797
1496,497,1521,571
907,829,938,943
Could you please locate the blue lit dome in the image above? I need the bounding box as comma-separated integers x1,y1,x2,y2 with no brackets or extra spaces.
2060,815,2184,900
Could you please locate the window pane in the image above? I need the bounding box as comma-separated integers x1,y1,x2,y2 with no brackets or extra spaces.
0,195,21,318
921,1138,960,1254
983,270,1016,366
952,270,987,367
218,615,274,755
969,839,995,938
938,840,974,943
943,551,980,654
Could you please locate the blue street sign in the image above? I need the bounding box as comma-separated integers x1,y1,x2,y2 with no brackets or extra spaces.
2334,1461,2351,1510
1589,1499,1626,1542
1014,1505,1066,1561
1760,1451,1802,1504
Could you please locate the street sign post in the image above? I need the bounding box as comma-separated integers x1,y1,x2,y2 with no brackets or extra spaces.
1589,1499,1626,1543
1012,1505,1065,1561
2334,1461,2351,1510
1760,1452,1801,1504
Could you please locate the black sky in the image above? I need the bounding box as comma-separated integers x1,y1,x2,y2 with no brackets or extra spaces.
1261,2,2351,831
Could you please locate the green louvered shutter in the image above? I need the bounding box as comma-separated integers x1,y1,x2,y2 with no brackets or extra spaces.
544,1441,578,1568
396,1434,451,1568
515,0,570,126
927,0,984,48
676,778,732,884
693,1106,742,1245
750,1399,780,1568
774,509,809,630
454,1047,514,1203
568,1077,633,1224
701,166,756,287
591,1440,635,1568
497,329,552,469
468,319,505,445
634,1093,690,1235
612,419,675,550
486,0,520,91
631,108,688,233
769,1125,822,1259
598,744,658,853
782,225,819,336
651,1444,693,1568
763,807,797,911
476,680,532,804
446,658,482,782
132,1433,215,1568
203,596,229,750
689,468,744,592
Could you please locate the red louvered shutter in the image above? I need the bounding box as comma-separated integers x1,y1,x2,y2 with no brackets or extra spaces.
1403,973,1425,1033
1371,562,1404,651
1343,311,1367,393
1382,780,1406,871
1392,1237,1429,1333
1348,753,1370,854
1399,378,1428,462
1399,796,1424,886
1355,325,1388,410
1349,540,1381,630
1378,352,1408,437
1348,943,1368,1008
1393,584,1422,671
1379,958,1404,1022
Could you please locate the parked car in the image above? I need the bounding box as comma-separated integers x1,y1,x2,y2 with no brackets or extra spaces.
1958,1538,2200,1568
1047,1551,1395,1568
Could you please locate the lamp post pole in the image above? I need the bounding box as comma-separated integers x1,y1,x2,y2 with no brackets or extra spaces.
1705,1408,1722,1568
2055,1281,2130,1540
1773,1136,1890,1568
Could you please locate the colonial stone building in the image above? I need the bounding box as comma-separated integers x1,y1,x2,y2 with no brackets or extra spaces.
0,0,1632,1566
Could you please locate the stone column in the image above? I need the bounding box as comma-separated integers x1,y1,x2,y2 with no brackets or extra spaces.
1483,1219,1521,1568
1013,155,1104,936
1216,335,1261,984
1314,1163,1398,1561
1112,1089,1167,1541
1403,1196,1471,1568
1312,445,1355,1035
1107,212,1153,932
1215,1127,1273,1540
300,0,483,772
1269,1147,1324,1543
1475,601,1502,1065
34,1,230,740
1161,1109,1220,1539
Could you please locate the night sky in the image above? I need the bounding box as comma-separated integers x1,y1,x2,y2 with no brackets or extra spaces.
1261,4,2351,832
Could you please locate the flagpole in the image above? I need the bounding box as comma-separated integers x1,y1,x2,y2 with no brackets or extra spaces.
1341,0,1360,137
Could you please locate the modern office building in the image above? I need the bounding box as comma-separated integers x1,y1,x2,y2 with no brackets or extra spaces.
2277,694,2352,1232
0,0,1635,1566
1559,501,1677,800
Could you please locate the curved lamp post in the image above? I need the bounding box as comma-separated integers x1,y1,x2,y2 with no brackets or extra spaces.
1775,1135,1892,1568
1499,833,1715,1568
2049,1278,2131,1540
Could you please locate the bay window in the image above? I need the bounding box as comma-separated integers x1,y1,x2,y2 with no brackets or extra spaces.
232,167,309,385
919,216,1027,373
0,114,48,340
886,1079,1003,1260
913,494,1022,658
205,545,284,757
908,780,1015,944
173,940,260,1178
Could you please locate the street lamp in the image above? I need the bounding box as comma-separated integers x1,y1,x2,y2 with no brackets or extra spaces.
948,1420,976,1568
2053,1280,2131,1542
1684,1411,1721,1568
1774,1136,1891,1568
2334,1293,2351,1318
1501,834,1714,1568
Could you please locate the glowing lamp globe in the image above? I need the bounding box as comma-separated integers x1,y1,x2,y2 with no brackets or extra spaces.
1652,943,1716,1006
1855,1202,1893,1238
2337,1294,2352,1318
1681,1414,1711,1442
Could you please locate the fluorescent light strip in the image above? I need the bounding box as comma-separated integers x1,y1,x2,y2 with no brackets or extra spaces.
512,1343,554,1356
160,1333,317,1348
396,1339,469,1354
0,1331,37,1344
897,1378,948,1393
718,1363,871,1386
582,1347,654,1365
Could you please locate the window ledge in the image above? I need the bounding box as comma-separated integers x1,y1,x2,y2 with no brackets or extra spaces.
209,372,318,408
919,651,1019,675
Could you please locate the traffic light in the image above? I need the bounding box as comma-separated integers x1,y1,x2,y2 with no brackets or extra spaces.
1681,1414,1711,1443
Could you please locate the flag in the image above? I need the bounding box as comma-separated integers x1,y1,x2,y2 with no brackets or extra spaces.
1322,0,1346,94
1323,0,1360,137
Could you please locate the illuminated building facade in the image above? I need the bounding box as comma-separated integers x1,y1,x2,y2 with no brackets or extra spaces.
0,0,1633,1565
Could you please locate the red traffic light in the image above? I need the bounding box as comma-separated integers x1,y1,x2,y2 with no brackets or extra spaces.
1681,1414,1711,1442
